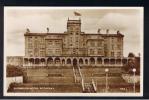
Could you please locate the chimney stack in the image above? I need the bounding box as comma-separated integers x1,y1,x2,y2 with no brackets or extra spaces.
26,28,30,33
106,29,109,34
98,28,101,34
117,30,120,34
47,27,49,33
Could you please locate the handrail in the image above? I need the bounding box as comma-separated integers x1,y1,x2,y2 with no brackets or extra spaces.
77,65,85,92
78,65,83,80
92,79,97,92
81,78,85,91
72,66,77,83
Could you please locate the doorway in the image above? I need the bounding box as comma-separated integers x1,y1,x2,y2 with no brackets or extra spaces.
73,58,77,66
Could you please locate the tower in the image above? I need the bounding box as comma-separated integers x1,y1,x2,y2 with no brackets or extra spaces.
67,18,81,55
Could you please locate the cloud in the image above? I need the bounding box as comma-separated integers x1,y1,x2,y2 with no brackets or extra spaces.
4,8,143,57
96,12,142,56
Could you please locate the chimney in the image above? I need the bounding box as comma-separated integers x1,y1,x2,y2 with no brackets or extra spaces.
26,28,30,33
117,30,120,34
106,29,109,34
98,28,101,34
47,27,49,33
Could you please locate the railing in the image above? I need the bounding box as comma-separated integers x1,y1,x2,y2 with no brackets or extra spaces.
78,65,83,80
72,64,85,92
81,79,85,91
72,67,77,83
92,79,97,92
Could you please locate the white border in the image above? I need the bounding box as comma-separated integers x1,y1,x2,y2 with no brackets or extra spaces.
4,7,144,97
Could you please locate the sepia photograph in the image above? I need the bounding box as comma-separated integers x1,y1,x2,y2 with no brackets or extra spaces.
4,7,143,96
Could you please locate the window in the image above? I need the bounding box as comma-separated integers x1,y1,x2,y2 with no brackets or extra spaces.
73,49,76,54
111,52,114,57
117,52,121,57
34,41,38,47
90,41,95,47
90,49,94,55
40,51,44,56
117,44,121,49
48,49,53,54
98,49,102,55
70,44,72,46
28,50,32,54
117,38,121,42
112,44,114,50
76,32,79,35
63,43,66,46
104,44,107,49
69,37,73,42
28,43,32,48
76,28,80,31
40,38,44,43
105,51,108,56
55,40,61,45
98,41,101,47
55,49,60,54
69,27,73,31
111,38,114,42
28,37,32,42
76,37,79,42
49,41,52,45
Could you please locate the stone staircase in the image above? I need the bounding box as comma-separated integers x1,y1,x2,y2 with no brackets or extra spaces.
83,83,96,93
73,65,97,93
73,65,82,83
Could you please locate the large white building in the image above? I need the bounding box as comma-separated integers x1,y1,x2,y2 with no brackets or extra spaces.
22,18,131,68
25,19,124,57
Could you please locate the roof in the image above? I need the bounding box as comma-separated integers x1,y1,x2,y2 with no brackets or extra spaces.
102,33,124,37
24,33,67,36
81,33,124,37
24,32,124,37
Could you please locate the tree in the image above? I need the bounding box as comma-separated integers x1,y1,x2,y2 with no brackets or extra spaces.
123,57,140,75
128,52,135,57
7,65,23,77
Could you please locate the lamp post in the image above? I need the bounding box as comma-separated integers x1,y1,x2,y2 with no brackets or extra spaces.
132,68,136,93
105,68,109,92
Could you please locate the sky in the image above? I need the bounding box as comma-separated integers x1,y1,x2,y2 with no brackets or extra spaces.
4,7,143,57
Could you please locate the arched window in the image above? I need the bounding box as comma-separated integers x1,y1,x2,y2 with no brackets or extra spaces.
35,58,40,64
116,59,121,64
110,59,115,64
55,57,60,64
90,57,95,64
47,57,53,64
79,58,83,64
104,59,109,64
73,58,77,66
122,59,127,65
62,59,65,64
85,59,88,64
67,58,71,64
29,58,34,64
41,58,45,62
24,58,28,64
97,57,102,64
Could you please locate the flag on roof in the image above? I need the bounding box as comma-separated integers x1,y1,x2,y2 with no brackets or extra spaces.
74,11,81,16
